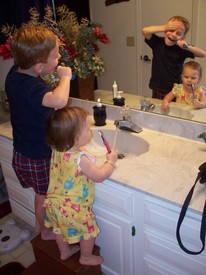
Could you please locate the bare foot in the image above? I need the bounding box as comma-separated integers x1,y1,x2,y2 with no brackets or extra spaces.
41,228,56,241
60,245,80,261
79,255,104,266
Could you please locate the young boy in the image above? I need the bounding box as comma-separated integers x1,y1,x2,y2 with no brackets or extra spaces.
5,25,72,240
142,16,205,99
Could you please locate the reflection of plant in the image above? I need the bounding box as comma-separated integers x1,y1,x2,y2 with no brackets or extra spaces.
0,5,110,79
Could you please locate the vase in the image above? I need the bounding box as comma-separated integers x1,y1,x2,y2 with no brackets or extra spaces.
70,74,95,101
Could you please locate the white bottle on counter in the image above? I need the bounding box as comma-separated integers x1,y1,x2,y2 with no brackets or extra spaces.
112,81,118,98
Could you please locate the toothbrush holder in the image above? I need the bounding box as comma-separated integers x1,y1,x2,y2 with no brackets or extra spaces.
113,97,125,106
93,105,107,126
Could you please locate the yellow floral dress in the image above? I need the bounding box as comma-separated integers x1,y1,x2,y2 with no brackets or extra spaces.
172,83,206,105
44,149,100,244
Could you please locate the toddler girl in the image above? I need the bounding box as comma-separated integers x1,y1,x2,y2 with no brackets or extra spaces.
161,61,206,111
44,106,118,265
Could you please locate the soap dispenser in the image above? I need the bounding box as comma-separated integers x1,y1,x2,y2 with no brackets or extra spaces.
93,98,107,126
112,81,118,98
113,91,125,106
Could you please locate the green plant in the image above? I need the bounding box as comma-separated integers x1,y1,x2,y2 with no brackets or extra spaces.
0,5,110,79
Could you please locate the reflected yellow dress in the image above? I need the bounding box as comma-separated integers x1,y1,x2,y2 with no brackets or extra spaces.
172,83,206,105
44,149,100,244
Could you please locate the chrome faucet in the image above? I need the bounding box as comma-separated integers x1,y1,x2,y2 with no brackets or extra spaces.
114,105,143,133
139,97,155,112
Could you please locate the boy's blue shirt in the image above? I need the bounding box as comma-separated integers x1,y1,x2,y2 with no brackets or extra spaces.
5,64,53,159
145,34,194,94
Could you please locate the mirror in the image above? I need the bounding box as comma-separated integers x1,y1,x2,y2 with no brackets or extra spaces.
89,0,206,124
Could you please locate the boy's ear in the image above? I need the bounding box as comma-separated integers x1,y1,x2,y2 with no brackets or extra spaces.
34,63,43,74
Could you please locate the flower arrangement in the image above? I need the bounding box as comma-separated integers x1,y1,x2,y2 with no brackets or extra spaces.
0,5,110,80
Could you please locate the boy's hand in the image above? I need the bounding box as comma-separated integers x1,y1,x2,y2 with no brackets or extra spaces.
165,21,175,32
165,19,181,32
56,66,72,80
176,39,188,49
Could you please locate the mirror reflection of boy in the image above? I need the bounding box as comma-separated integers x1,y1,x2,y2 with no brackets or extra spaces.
142,16,206,100
161,61,206,111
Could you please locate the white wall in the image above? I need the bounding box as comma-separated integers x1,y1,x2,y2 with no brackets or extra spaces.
90,0,138,94
0,58,13,90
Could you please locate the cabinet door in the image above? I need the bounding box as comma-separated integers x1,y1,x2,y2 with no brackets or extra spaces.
1,160,35,213
94,203,134,275
134,192,206,275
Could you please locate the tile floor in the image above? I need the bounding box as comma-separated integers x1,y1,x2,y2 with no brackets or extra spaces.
0,212,37,269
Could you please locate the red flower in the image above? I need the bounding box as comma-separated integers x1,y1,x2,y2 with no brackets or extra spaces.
97,33,110,44
0,37,12,60
65,44,78,58
94,26,101,35
94,26,110,45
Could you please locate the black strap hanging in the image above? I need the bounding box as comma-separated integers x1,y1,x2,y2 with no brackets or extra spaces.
176,162,206,255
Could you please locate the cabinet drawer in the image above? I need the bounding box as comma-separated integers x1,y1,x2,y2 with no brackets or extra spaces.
0,138,13,163
9,198,35,228
95,179,133,217
143,197,202,243
144,231,206,275
1,161,35,212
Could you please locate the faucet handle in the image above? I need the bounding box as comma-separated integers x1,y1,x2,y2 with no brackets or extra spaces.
120,105,132,121
140,97,150,107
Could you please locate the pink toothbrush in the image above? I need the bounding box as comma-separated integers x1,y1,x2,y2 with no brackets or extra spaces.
190,84,195,99
98,131,111,153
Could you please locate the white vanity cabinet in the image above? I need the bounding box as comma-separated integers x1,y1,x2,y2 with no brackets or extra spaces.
0,135,35,227
134,192,206,275
93,179,135,275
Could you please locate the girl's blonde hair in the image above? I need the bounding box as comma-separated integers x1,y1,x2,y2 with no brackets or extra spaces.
183,61,202,80
11,25,57,69
46,106,90,152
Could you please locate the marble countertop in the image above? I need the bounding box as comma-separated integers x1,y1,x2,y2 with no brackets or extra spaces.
1,119,205,214
92,121,206,214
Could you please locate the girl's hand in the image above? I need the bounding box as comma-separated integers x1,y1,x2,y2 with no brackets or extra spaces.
161,101,170,112
192,98,201,109
106,149,118,164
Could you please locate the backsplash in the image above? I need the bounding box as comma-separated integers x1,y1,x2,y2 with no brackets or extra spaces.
68,97,206,142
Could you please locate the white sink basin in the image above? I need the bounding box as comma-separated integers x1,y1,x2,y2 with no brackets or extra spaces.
85,128,149,160
153,104,193,119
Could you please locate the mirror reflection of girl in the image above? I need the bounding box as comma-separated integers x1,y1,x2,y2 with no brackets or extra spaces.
161,61,206,111
44,106,118,266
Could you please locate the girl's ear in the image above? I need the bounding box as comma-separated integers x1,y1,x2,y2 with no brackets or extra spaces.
74,135,79,146
34,63,43,74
